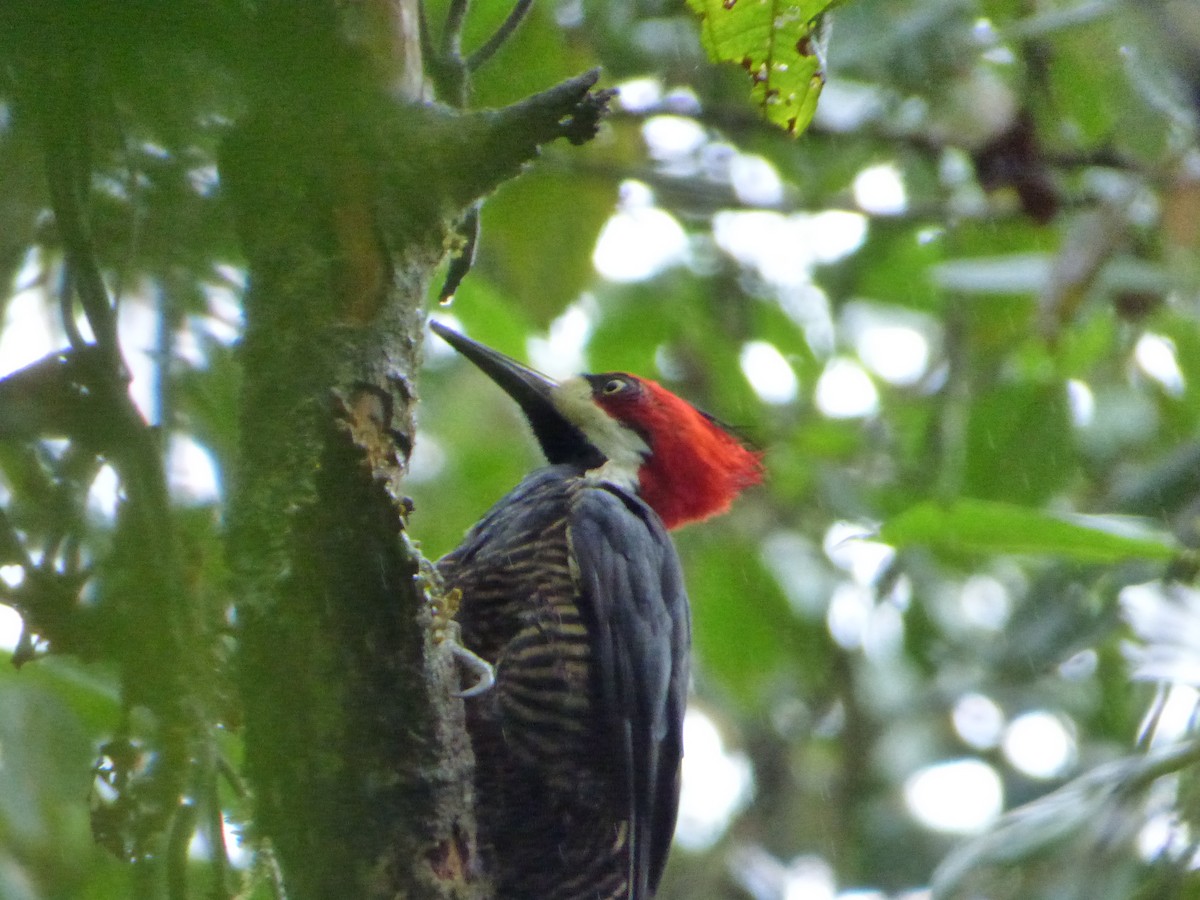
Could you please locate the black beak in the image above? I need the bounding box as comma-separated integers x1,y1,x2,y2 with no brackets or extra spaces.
430,321,605,469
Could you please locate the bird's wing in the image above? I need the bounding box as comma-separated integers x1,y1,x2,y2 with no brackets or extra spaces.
569,485,690,899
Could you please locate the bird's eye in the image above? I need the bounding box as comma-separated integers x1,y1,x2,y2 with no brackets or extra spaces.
602,378,627,395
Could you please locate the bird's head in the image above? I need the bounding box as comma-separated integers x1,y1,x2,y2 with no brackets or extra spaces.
431,321,762,529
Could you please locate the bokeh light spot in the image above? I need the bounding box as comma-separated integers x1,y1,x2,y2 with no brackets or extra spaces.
593,183,687,283
853,163,907,215
642,115,706,161
740,340,798,405
1002,710,1076,780
857,325,929,386
677,709,753,851
815,358,878,418
952,693,1005,750
1067,378,1096,426
904,758,1003,834
0,603,21,652
1135,333,1185,396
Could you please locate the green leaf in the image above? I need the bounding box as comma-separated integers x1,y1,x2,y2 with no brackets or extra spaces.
685,0,834,135
963,381,1074,505
476,170,616,326
682,530,827,700
881,499,1179,562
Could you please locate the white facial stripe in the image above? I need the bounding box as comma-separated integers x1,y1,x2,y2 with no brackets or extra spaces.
551,376,649,486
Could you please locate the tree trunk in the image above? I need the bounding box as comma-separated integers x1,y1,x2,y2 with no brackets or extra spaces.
223,3,611,895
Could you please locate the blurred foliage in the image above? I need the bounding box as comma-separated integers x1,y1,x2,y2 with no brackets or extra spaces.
1,0,1200,898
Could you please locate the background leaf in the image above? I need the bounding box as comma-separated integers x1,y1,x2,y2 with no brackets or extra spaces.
685,0,835,134
882,500,1180,563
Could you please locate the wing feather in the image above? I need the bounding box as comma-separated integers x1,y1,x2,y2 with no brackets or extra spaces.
569,484,690,898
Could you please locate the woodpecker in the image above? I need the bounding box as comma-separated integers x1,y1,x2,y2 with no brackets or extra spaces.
430,321,762,899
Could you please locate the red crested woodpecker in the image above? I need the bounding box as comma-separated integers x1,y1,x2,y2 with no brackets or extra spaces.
430,321,761,899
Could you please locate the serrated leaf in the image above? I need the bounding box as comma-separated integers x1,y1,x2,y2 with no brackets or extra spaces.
686,0,833,135
881,499,1179,563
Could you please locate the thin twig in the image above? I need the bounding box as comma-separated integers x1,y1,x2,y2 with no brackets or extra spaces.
217,753,249,800
0,508,28,567
442,0,470,58
205,761,232,900
38,61,118,358
468,0,534,72
58,266,87,350
167,799,199,900
417,0,435,69
438,204,480,302
257,840,289,900
155,282,175,430
44,157,117,356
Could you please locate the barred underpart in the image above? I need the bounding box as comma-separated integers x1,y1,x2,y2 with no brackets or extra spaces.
439,464,688,899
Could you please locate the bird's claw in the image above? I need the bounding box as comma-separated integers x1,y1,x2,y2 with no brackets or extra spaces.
450,642,496,698
430,586,496,697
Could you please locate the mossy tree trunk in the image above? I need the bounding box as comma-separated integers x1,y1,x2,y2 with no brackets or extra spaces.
222,2,610,896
